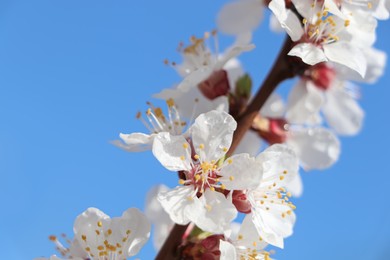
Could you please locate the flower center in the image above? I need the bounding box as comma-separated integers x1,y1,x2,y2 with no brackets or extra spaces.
178,143,231,195
79,221,132,260
301,6,350,45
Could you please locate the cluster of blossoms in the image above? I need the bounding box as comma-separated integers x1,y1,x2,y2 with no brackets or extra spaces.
37,0,388,259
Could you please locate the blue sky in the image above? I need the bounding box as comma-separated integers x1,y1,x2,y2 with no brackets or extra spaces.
0,1,389,259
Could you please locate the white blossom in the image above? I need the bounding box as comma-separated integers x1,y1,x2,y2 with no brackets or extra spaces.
153,110,264,233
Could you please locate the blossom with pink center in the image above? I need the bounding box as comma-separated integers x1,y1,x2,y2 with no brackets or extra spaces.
286,63,365,136
235,94,340,196
292,0,389,21
269,0,368,77
36,207,150,260
252,95,340,171
243,144,299,248
153,110,263,233
113,93,228,152
169,32,254,93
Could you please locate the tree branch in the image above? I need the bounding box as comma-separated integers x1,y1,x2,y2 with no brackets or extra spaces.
227,36,295,157
155,224,189,260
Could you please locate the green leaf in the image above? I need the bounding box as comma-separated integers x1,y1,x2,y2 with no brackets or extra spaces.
235,74,252,99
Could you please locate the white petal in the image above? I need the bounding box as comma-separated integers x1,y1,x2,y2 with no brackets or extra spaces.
158,86,229,120
157,186,200,225
111,133,154,152
234,130,262,157
190,110,237,162
152,222,173,251
269,0,304,41
220,153,262,190
251,204,295,248
288,43,328,65
116,208,151,257
287,127,340,170
153,87,181,100
236,215,268,251
68,239,89,259
177,66,214,92
269,13,284,33
217,0,264,35
152,132,192,171
323,42,367,77
363,48,387,83
219,240,237,260
373,0,390,20
193,190,237,233
335,47,387,84
345,11,377,48
256,144,299,188
286,80,324,124
233,32,253,46
261,93,285,118
322,85,364,135
145,185,171,224
217,44,255,69
73,208,110,255
291,0,318,18
223,58,245,88
324,0,347,18
284,171,303,197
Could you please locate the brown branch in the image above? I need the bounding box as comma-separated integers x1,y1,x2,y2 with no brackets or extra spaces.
227,36,295,157
156,35,296,260
155,224,188,260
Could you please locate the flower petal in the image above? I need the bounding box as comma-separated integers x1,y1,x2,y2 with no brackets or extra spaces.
234,130,262,157
190,110,237,162
322,84,364,135
216,44,255,70
217,0,264,35
220,153,262,190
251,203,296,248
152,132,192,172
157,186,200,225
269,0,304,41
286,80,324,124
193,190,237,233
219,240,237,260
111,208,151,257
323,41,367,77
261,93,285,118
177,66,214,92
236,214,268,251
73,208,110,255
145,185,171,224
288,43,328,65
256,144,299,188
111,132,154,152
284,171,303,197
287,127,340,170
